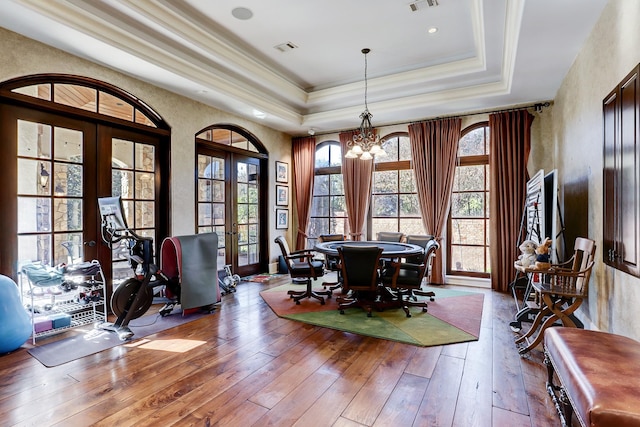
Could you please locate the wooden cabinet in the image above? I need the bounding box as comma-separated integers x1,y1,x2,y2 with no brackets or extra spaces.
603,64,640,277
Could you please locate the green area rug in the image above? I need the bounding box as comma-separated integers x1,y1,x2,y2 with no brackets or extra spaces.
260,283,484,347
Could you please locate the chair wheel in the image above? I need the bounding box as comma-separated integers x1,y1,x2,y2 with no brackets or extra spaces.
296,300,300,305
339,309,345,314
406,313,412,318
422,307,428,312
430,297,435,301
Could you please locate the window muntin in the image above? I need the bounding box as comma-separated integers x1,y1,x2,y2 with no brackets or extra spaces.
447,123,490,277
308,141,346,248
10,81,159,128
369,133,426,238
197,128,259,153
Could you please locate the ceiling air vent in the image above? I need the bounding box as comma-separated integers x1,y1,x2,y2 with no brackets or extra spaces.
274,42,298,53
409,0,439,12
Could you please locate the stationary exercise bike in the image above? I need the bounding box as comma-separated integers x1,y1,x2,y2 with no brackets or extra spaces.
97,196,179,340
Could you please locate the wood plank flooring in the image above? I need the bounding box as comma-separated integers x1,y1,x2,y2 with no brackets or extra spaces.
0,281,561,426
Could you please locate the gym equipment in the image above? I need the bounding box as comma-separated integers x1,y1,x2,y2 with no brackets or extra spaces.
98,196,176,340
218,265,240,295
98,196,220,340
0,274,32,353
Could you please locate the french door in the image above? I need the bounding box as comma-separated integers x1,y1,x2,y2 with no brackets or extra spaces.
0,105,168,286
197,148,264,277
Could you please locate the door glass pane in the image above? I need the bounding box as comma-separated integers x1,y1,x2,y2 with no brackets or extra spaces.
17,121,85,266
53,198,82,232
111,138,156,281
54,127,83,162
54,163,83,197
18,120,51,158
237,160,259,268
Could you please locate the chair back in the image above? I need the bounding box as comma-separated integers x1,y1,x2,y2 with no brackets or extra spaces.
318,234,345,271
318,234,345,243
423,239,440,285
338,245,383,291
274,236,293,269
567,237,596,292
405,235,435,264
376,232,405,242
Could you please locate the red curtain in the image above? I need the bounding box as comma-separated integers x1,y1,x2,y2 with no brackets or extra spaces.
340,130,373,241
489,110,534,292
408,118,462,284
292,136,316,250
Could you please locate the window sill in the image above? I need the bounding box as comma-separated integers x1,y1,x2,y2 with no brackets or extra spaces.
444,275,491,289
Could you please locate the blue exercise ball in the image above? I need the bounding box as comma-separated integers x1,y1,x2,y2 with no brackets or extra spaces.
0,274,31,354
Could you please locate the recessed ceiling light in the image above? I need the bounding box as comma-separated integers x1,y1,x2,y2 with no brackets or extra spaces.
428,27,438,34
231,7,253,20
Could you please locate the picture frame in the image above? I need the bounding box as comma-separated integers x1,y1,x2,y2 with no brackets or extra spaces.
276,161,288,183
276,208,289,229
276,185,289,206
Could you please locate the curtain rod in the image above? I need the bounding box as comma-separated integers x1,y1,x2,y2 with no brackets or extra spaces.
303,101,552,138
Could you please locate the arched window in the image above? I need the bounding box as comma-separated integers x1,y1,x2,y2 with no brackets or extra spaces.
447,122,490,278
368,133,426,238
307,141,346,248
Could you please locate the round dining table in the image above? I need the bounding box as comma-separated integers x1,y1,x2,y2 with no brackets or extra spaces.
314,240,424,257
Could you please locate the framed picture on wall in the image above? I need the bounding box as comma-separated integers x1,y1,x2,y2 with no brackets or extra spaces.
276,185,289,206
276,161,288,183
276,208,289,229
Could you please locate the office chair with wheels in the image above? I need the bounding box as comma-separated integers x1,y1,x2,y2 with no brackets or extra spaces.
275,236,332,305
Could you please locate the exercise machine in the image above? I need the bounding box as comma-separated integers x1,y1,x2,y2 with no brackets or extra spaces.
97,196,178,340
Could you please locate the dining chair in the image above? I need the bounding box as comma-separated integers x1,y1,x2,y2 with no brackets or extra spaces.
405,234,435,264
274,236,332,305
336,245,383,317
317,234,345,292
376,231,406,242
381,238,439,312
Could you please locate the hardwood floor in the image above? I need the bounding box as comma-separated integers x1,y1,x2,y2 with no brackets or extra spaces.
0,281,561,426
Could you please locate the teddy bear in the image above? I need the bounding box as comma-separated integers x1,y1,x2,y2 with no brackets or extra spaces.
515,239,538,268
534,237,553,270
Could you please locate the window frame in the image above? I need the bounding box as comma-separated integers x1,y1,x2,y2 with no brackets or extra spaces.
367,132,425,239
446,121,490,279
307,140,346,248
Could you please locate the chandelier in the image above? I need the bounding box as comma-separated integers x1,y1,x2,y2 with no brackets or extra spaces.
345,48,386,160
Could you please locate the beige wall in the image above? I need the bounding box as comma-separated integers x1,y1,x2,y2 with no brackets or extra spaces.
0,27,293,266
551,0,640,338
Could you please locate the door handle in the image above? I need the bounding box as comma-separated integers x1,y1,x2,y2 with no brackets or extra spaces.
84,240,96,247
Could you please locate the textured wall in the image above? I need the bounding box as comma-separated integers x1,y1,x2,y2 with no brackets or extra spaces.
0,27,292,265
552,0,640,338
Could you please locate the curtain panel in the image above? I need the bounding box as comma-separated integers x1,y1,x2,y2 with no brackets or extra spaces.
292,136,316,250
408,118,462,284
489,110,533,292
340,130,373,241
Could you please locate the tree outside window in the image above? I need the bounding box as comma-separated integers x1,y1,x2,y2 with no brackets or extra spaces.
369,133,426,239
307,142,346,248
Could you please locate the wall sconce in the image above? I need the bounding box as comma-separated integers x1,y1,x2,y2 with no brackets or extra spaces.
39,162,50,189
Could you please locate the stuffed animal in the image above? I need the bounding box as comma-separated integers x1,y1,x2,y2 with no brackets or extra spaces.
535,237,552,270
515,239,538,268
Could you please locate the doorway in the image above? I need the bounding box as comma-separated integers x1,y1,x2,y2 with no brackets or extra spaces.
0,75,170,287
196,126,268,277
